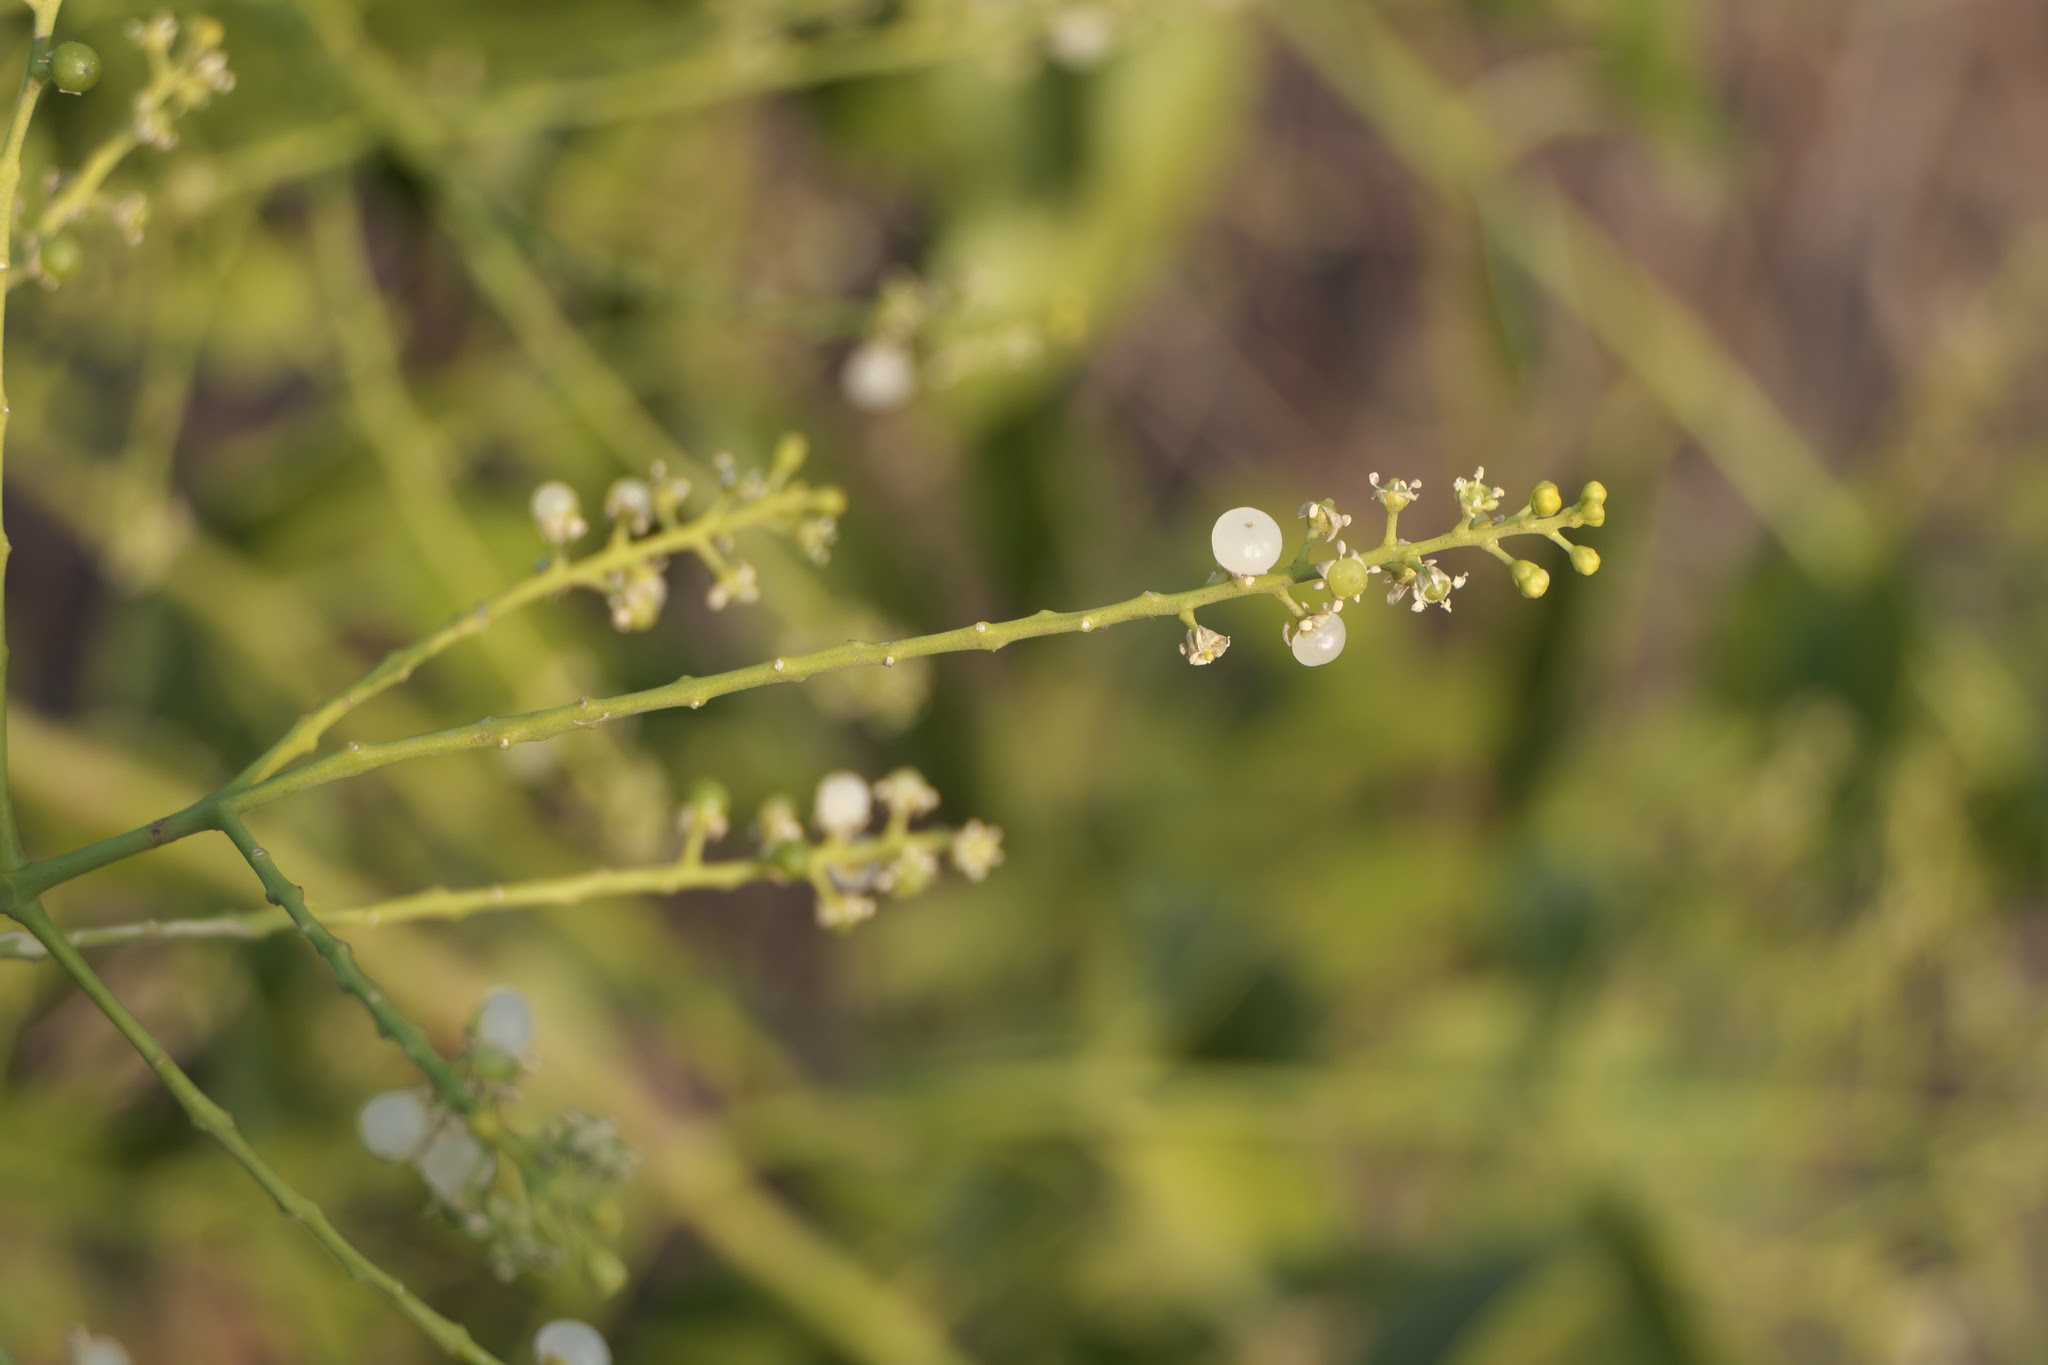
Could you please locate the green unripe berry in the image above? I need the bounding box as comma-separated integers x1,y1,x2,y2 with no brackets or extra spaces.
1511,559,1551,598
1528,481,1562,518
1325,557,1369,600
1570,544,1601,576
48,41,101,95
39,234,81,282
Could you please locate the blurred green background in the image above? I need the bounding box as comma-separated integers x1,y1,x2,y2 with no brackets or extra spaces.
4,0,2047,1361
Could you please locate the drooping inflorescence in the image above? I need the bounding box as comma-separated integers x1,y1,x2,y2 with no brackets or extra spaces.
1191,472,1607,668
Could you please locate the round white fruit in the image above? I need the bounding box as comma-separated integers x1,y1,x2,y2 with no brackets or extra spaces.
534,1319,612,1365
1211,507,1284,576
1290,613,1346,667
473,986,535,1056
813,770,874,838
357,1089,430,1161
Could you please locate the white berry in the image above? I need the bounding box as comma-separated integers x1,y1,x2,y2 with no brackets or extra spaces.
1289,612,1346,667
416,1123,494,1204
473,986,534,1056
534,1319,612,1365
841,340,917,412
1211,507,1284,576
814,770,874,838
67,1333,131,1365
357,1089,430,1161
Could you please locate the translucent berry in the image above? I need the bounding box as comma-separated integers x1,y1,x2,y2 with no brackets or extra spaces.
417,1124,494,1204
841,340,917,412
40,233,82,282
1288,612,1346,667
1211,507,1284,576
534,1319,611,1365
357,1089,430,1161
814,770,873,838
64,1331,130,1365
49,41,102,94
1325,556,1369,600
1511,560,1551,598
473,987,534,1056
1570,544,1601,576
1528,480,1562,518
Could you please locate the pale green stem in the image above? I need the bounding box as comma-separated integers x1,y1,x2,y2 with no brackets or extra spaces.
216,808,476,1116
6,500,1597,904
0,0,62,871
230,482,836,787
4,898,506,1365
0,829,952,961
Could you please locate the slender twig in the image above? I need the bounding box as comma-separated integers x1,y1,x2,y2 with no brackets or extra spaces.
5,898,507,1365
217,809,478,1116
0,830,953,961
230,482,837,788
0,0,62,872
5,499,1598,905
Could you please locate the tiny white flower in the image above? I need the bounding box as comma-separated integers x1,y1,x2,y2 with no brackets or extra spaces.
951,819,1005,882
1179,624,1231,665
757,796,806,846
873,767,941,820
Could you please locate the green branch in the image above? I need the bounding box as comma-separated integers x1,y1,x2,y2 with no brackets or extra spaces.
4,497,1599,905
0,829,954,962
217,808,478,1118
4,898,506,1365
230,483,838,788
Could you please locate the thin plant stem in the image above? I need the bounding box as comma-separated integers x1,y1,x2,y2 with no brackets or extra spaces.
0,829,953,961
6,499,1599,904
0,0,63,872
230,481,837,787
4,898,507,1365
216,808,478,1117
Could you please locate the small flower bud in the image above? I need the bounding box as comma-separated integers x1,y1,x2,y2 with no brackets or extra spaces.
1529,480,1562,518
873,768,940,820
1570,544,1601,576
842,339,917,412
679,780,731,842
756,796,805,847
951,819,1005,882
1577,481,1608,526
531,481,587,546
603,478,653,535
1511,559,1551,598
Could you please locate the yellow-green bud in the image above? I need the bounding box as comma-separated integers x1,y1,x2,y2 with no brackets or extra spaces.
1511,559,1551,598
1577,480,1608,526
48,41,101,94
1528,481,1562,518
768,839,811,880
585,1247,629,1299
1570,544,1601,576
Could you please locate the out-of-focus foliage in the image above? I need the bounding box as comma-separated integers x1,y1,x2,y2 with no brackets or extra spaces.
3,0,2047,1361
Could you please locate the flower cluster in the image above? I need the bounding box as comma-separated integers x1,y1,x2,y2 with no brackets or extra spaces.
126,12,235,151
356,988,637,1292
525,438,842,632
722,768,1004,928
1195,474,1608,668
